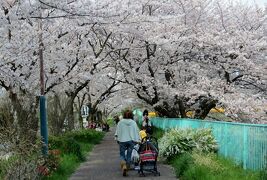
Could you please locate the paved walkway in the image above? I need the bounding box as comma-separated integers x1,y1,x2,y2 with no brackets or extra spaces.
70,127,177,180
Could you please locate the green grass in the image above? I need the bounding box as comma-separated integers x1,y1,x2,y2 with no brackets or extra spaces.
0,159,9,179
46,143,104,180
151,126,164,140
44,154,80,180
80,143,94,157
212,156,262,180
171,152,262,180
43,142,96,180
170,153,194,177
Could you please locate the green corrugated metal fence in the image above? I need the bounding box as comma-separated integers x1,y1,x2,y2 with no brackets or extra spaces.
133,109,143,124
150,117,267,170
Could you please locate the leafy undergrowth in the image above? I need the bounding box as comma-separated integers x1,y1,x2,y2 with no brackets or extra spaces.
43,154,80,180
44,143,95,180
42,129,104,179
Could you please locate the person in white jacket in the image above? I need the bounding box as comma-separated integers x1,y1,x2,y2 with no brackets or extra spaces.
115,110,140,176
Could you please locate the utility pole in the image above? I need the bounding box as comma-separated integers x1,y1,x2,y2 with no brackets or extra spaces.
38,10,48,155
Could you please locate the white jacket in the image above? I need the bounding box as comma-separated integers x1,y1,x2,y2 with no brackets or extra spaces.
115,119,140,143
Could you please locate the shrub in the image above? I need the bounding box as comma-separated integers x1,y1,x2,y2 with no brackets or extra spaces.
0,127,44,179
45,150,61,173
0,158,12,179
49,136,64,150
65,129,104,144
63,137,84,161
159,128,217,159
48,129,104,156
193,129,218,153
5,155,42,179
42,154,80,180
42,129,104,179
47,129,104,165
105,117,114,127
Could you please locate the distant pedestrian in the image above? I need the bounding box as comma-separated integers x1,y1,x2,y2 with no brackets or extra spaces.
114,115,120,125
142,109,153,135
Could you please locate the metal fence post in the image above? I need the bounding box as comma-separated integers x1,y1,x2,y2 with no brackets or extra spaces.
243,126,248,169
224,123,228,156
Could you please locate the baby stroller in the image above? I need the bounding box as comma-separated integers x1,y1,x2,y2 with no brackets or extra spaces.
138,135,160,176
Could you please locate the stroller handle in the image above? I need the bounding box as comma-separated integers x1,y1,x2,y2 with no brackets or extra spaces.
141,136,158,143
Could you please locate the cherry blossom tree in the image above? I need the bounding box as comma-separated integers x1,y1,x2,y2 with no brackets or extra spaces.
106,0,266,123
0,0,124,136
0,0,266,134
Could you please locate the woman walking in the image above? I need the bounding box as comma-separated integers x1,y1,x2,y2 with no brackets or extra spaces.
115,110,140,176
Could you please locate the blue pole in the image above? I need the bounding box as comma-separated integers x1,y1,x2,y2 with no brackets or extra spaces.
40,95,48,155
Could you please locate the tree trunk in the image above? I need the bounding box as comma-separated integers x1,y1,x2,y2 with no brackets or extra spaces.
154,101,180,118
79,116,84,129
194,99,217,119
177,99,187,118
66,97,75,131
48,94,65,135
89,108,97,122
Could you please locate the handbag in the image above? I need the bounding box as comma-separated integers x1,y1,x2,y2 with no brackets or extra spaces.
139,144,157,162
131,149,140,163
131,144,140,163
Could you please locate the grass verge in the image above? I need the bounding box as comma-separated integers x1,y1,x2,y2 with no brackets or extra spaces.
44,143,94,180
170,151,263,180
43,130,104,179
